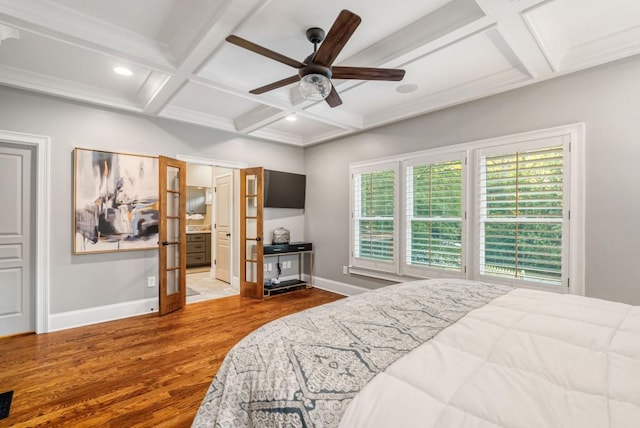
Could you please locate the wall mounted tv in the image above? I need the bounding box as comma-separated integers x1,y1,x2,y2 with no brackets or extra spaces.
264,170,306,209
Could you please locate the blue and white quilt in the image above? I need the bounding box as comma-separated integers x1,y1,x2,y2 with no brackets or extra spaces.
192,279,511,427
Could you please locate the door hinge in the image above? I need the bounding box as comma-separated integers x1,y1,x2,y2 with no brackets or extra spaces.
214,224,217,229
464,265,467,273
214,259,217,265
464,211,467,220
567,277,570,289
214,187,217,192
465,157,468,165
568,210,571,220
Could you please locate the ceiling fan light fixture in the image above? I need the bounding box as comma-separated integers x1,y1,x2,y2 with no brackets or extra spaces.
299,73,332,101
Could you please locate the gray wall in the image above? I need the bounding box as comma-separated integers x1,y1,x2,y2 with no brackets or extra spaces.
304,55,640,305
0,86,304,313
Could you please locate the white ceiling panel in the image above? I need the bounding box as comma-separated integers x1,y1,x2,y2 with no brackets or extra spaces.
524,0,640,71
169,82,261,119
49,0,203,43
251,113,350,145
0,30,154,101
1,0,639,145
199,43,297,97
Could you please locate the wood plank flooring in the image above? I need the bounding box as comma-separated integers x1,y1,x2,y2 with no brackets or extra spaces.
0,288,344,427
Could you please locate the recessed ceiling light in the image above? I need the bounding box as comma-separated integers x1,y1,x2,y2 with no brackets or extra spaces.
113,66,133,76
285,114,297,122
396,83,418,94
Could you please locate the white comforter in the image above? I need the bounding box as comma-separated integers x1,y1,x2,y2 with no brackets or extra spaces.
340,288,640,427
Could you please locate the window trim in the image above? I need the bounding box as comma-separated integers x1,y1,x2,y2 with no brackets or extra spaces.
348,123,585,295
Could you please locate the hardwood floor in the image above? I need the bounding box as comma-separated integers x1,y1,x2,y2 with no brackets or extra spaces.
0,288,344,427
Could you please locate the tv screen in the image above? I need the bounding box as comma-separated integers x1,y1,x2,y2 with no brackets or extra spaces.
264,170,306,209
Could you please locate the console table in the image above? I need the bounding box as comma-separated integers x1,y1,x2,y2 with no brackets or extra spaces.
263,242,313,297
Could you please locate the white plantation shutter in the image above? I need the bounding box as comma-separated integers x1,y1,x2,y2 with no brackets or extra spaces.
478,137,569,287
351,162,399,272
349,126,580,292
405,153,465,277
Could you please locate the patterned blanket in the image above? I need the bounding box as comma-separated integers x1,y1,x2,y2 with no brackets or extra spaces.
192,279,512,427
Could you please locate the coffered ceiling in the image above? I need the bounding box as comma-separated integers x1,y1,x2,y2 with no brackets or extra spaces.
0,0,638,146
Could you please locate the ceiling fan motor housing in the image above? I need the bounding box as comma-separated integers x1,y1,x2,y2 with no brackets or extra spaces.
299,58,332,79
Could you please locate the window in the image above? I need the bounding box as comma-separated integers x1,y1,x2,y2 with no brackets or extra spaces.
477,138,569,288
351,162,399,272
349,125,583,293
405,153,465,277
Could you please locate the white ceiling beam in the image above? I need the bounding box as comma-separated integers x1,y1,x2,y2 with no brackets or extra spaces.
158,106,237,133
474,0,554,79
235,105,287,133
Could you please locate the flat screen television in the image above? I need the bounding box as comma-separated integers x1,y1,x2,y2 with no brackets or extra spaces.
263,170,306,209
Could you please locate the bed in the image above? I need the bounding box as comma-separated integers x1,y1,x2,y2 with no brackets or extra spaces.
192,279,640,427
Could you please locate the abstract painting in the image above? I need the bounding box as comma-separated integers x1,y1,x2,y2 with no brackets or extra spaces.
74,148,159,254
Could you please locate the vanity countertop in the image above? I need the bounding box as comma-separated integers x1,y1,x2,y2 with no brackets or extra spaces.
186,229,211,234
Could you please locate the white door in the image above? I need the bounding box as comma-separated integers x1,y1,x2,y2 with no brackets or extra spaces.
215,174,232,283
0,143,34,336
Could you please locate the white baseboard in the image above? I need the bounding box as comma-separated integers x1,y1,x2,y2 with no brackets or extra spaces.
48,279,365,332
312,276,370,296
49,298,157,332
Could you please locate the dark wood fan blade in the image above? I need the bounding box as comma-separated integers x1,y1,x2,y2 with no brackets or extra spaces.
226,35,306,69
332,66,406,81
250,75,300,94
325,86,342,108
313,10,361,67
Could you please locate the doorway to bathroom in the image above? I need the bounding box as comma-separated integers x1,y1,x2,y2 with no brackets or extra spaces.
179,155,247,304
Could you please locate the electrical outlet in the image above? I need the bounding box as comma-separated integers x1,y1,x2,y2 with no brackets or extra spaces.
343,266,349,275
264,263,268,271
147,276,156,288
268,263,272,272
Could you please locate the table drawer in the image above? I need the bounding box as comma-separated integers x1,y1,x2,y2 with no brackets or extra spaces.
187,242,206,253
187,234,207,242
187,253,206,265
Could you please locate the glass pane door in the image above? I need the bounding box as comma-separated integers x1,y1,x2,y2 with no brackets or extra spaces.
159,156,186,314
240,167,263,299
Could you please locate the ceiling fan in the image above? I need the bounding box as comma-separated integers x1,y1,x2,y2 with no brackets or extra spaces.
225,9,405,108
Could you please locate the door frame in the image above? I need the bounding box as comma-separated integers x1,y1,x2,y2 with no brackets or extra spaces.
0,129,51,333
176,154,247,288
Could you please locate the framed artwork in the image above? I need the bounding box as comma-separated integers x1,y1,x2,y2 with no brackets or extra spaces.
74,148,159,254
